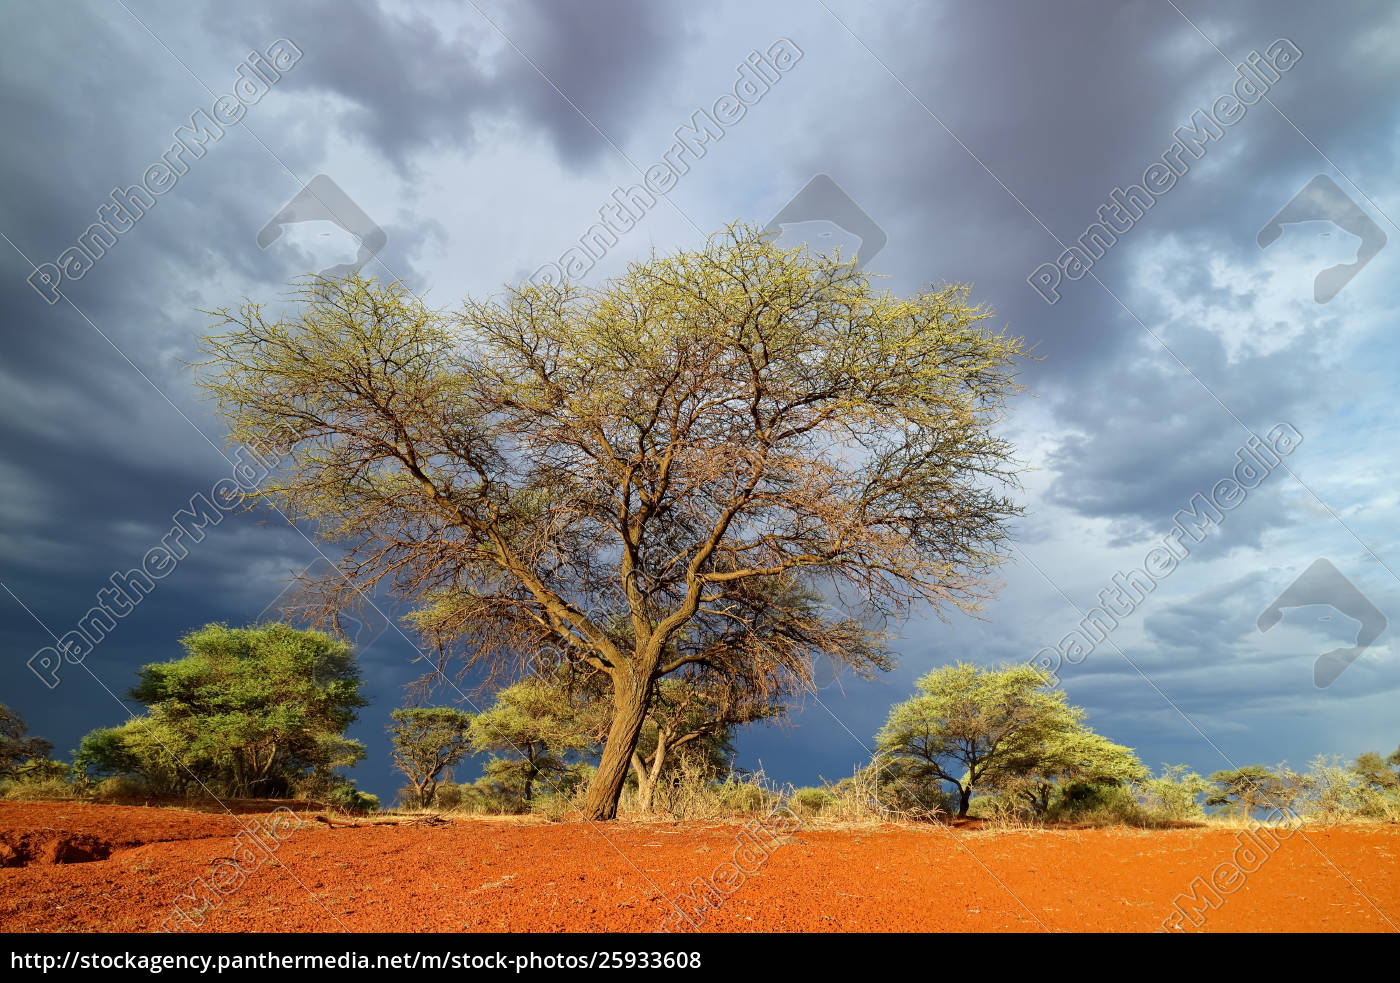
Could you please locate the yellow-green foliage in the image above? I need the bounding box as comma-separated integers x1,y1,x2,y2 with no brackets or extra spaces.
789,786,834,816
877,662,1143,818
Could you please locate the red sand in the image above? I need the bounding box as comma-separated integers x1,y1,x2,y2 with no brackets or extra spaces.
0,801,1395,933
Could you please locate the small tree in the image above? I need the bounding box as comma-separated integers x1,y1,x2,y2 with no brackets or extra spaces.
72,718,188,795
876,662,1079,818
1206,765,1295,818
468,678,600,808
1353,746,1400,792
388,707,475,808
199,224,1027,819
630,675,783,812
997,728,1146,816
0,704,52,781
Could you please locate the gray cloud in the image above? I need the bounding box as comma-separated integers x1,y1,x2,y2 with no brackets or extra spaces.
201,0,688,173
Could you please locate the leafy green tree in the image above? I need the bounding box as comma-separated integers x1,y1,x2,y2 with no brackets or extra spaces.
388,707,475,808
0,704,52,780
997,728,1147,816
72,717,189,795
74,623,367,798
1353,746,1400,792
199,224,1026,819
468,678,601,808
1206,765,1295,818
876,662,1083,817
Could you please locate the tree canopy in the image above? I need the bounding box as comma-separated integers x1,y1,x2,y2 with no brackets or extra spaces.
199,224,1027,818
1353,746,1400,793
466,677,602,808
876,662,1135,817
74,623,366,799
995,727,1147,816
1205,765,1297,818
388,707,475,808
0,704,52,781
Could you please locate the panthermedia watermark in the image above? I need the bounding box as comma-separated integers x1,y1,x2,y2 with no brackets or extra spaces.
257,174,386,278
1159,806,1304,932
763,173,886,268
1258,558,1387,688
161,807,303,932
1257,175,1386,303
655,803,803,931
26,39,303,305
26,441,279,689
1026,38,1302,305
529,38,803,287
1032,423,1302,680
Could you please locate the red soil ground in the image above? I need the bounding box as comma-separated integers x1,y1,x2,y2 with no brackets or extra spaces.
0,801,1395,933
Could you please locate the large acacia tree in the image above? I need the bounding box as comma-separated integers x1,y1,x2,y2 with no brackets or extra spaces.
199,224,1026,820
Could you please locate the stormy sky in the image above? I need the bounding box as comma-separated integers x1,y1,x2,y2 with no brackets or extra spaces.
1,0,1396,806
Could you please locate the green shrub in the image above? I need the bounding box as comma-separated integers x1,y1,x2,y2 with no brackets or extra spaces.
433,782,464,810
1300,756,1362,822
711,772,774,815
20,759,70,783
1355,787,1400,822
1139,765,1209,822
968,790,1028,823
559,762,594,798
324,781,377,813
529,792,579,821
873,772,950,819
788,786,833,816
94,775,155,799
1048,782,1145,825
821,764,896,823
2,759,76,800
447,776,525,815
1292,755,1400,823
1,773,77,801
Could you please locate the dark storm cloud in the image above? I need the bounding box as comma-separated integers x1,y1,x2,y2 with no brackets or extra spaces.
202,0,688,173
778,0,1398,533
1042,325,1317,551
761,0,1209,378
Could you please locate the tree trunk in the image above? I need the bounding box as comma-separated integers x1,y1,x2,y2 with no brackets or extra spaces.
645,735,667,812
632,733,668,814
582,672,652,820
632,755,656,813
957,785,971,818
